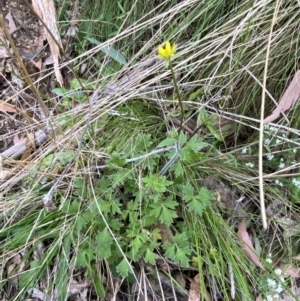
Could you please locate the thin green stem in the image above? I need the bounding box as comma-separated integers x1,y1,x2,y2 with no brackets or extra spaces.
169,60,184,137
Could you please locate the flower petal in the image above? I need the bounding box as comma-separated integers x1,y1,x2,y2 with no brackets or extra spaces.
165,41,171,55
158,45,166,58
158,41,177,60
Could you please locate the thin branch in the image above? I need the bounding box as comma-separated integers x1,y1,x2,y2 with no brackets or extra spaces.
0,14,50,118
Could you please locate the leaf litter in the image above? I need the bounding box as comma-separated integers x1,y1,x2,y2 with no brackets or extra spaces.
264,70,300,124
237,219,264,269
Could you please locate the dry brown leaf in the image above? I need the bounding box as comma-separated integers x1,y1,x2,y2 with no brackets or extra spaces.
0,102,17,113
154,221,173,243
67,280,90,295
280,263,300,278
31,288,57,301
5,12,17,34
32,59,42,70
0,169,11,180
256,294,264,301
0,45,10,58
21,133,36,160
264,70,300,124
0,26,10,58
275,217,300,238
174,272,186,291
32,0,63,86
7,253,25,285
189,274,200,301
7,263,18,284
279,286,300,301
237,219,263,268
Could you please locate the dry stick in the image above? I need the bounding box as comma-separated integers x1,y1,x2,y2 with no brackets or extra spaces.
0,14,50,118
259,1,280,230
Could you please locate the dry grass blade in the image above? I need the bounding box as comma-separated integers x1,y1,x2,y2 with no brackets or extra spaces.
258,0,281,231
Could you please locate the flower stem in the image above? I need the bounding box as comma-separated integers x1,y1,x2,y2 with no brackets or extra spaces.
169,60,184,137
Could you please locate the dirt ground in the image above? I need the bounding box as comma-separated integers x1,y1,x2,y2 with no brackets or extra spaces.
0,0,55,154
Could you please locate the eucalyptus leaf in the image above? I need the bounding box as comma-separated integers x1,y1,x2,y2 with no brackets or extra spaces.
86,37,127,65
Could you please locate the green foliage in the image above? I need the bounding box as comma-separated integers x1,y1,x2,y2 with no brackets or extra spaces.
163,233,192,267
149,196,178,226
116,258,132,278
107,152,127,168
86,37,127,65
96,228,114,259
143,174,173,202
87,264,106,298
182,185,215,216
55,235,71,300
54,132,214,279
19,260,40,290
0,131,215,298
52,78,93,109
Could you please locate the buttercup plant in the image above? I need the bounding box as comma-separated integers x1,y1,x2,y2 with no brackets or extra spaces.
158,41,186,174
158,41,184,137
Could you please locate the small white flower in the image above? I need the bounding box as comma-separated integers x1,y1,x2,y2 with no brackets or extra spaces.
264,139,271,145
279,276,284,282
269,126,277,132
293,149,297,153
241,148,248,154
273,293,279,299
266,295,273,301
280,158,284,161
266,257,273,264
275,179,283,186
292,178,300,188
278,162,285,169
267,278,277,288
264,124,270,130
276,139,281,145
275,285,283,293
245,162,254,168
274,268,282,275
267,153,274,160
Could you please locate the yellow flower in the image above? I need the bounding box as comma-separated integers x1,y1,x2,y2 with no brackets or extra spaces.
158,41,176,60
